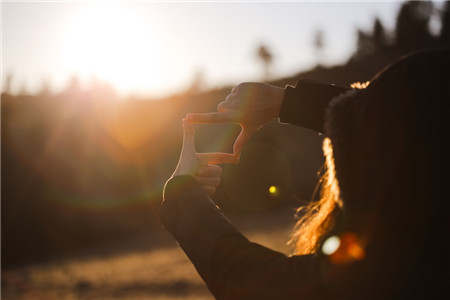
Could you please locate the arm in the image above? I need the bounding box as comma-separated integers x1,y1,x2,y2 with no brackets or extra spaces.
161,176,322,299
187,79,351,160
160,121,322,299
280,79,351,133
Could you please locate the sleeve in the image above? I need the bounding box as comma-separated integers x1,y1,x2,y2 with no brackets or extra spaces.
160,176,323,300
279,78,351,133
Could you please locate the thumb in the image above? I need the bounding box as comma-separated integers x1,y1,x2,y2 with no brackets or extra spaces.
181,118,196,156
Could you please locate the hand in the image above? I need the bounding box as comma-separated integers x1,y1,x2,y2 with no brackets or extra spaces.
186,82,284,161
172,119,232,195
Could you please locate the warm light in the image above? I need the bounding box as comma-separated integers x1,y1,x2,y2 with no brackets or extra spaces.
322,235,340,255
61,3,169,95
347,243,365,260
268,185,280,197
327,232,366,264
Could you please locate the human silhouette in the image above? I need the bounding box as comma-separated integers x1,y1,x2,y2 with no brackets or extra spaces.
160,49,450,299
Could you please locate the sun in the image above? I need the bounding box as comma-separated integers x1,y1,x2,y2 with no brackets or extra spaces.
62,3,168,96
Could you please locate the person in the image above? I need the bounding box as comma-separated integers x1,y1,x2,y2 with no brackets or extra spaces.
160,49,450,299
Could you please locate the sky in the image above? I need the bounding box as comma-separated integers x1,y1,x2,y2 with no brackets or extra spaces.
1,1,412,99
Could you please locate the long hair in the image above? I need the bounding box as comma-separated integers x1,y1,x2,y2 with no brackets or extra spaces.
289,137,342,255
289,47,450,279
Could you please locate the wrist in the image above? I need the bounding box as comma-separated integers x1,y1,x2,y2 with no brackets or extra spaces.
274,86,285,118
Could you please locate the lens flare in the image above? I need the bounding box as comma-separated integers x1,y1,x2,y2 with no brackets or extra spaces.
326,232,366,264
268,185,280,197
322,235,340,255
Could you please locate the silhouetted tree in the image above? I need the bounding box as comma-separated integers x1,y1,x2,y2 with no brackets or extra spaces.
354,29,375,60
373,18,390,52
313,29,325,65
440,1,450,47
257,44,273,81
395,1,435,54
3,73,12,94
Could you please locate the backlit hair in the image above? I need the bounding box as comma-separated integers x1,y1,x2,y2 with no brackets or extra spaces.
289,49,450,271
289,137,342,255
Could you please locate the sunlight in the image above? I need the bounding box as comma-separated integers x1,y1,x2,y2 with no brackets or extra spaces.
61,3,169,95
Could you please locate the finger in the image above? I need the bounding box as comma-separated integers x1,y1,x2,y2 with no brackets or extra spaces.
197,152,239,164
233,127,257,158
217,100,229,112
181,119,196,155
196,164,223,177
220,93,240,112
186,112,234,124
195,176,221,187
202,186,216,196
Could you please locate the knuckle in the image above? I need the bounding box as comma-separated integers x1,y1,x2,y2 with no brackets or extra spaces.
217,101,228,112
237,82,246,89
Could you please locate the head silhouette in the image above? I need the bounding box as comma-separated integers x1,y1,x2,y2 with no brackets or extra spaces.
292,49,450,295
327,48,449,222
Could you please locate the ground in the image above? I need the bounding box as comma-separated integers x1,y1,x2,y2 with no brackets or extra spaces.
2,208,296,300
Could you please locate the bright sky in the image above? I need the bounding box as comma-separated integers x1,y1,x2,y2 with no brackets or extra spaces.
2,1,408,98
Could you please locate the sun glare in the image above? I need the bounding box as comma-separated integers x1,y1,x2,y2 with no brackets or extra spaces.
62,3,169,96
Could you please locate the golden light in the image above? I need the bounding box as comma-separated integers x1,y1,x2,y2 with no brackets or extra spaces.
326,232,366,264
268,185,280,197
61,3,169,94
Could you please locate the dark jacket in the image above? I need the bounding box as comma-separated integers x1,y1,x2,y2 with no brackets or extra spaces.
160,79,349,300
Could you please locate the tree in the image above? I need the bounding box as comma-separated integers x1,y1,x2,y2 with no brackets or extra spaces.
3,73,13,94
313,29,325,65
354,29,374,60
440,1,450,47
257,44,273,81
395,1,435,54
373,18,389,52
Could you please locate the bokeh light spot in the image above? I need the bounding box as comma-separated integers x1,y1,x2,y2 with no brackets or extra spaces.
322,235,340,256
268,185,280,197
327,232,366,264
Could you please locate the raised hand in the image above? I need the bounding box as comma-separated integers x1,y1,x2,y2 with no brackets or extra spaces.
186,82,284,161
171,119,230,195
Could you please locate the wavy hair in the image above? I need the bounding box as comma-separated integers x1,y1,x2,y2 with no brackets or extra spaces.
289,137,342,255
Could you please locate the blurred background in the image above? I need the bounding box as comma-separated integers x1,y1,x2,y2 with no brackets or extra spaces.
2,1,449,299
